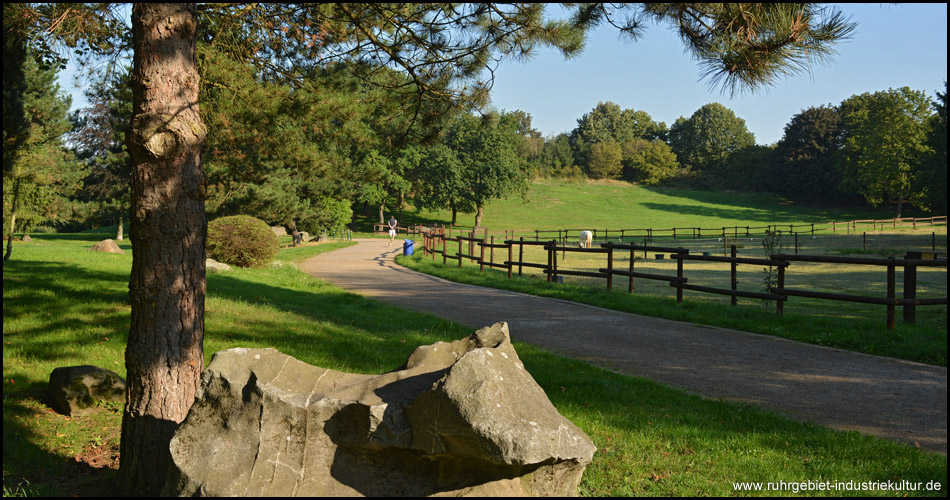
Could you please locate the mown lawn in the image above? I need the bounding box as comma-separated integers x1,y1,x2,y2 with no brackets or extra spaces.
360,179,941,233
2,234,946,497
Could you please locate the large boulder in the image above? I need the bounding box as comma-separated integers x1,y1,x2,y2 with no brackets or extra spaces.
164,323,596,497
89,239,124,253
46,365,126,416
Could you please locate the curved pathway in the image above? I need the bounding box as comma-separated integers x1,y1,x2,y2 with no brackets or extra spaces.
300,239,947,454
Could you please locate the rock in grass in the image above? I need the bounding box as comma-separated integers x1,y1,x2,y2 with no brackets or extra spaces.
206,258,232,273
89,239,124,253
164,322,596,497
46,365,126,416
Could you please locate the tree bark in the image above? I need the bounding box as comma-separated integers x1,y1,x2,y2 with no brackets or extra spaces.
116,213,124,241
4,178,20,261
120,4,206,496
4,211,17,261
474,204,484,228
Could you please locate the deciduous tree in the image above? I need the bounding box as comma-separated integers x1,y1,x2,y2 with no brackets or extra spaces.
836,87,934,217
668,102,756,186
773,105,845,204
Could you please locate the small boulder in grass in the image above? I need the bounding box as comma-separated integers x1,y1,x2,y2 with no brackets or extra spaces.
206,258,232,273
47,365,126,416
89,239,124,253
21,234,33,243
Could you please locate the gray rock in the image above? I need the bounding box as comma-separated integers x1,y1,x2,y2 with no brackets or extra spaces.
298,231,310,243
271,226,288,236
315,233,329,243
46,365,126,416
89,239,124,253
21,235,32,242
164,322,595,497
206,258,232,273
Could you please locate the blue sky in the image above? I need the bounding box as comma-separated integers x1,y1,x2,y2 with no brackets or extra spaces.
60,4,946,146
485,3,948,145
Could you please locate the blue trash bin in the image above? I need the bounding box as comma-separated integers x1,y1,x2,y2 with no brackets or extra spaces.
403,239,414,256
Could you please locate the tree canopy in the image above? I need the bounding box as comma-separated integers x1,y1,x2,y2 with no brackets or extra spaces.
668,102,756,185
836,87,934,217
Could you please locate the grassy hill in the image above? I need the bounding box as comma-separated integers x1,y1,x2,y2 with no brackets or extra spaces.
363,179,936,232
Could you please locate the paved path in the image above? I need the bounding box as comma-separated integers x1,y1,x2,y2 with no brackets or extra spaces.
300,239,947,454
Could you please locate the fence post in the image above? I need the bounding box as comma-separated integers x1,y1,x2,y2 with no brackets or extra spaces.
480,236,486,272
731,245,738,306
795,233,799,254
458,237,463,268
544,241,556,283
886,258,895,330
676,249,687,304
777,261,785,316
442,235,447,265
507,239,513,279
628,245,635,293
606,243,614,291
903,252,918,324
863,232,867,251
519,237,524,276
551,240,558,284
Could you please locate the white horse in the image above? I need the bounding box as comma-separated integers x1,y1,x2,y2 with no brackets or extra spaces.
579,230,593,248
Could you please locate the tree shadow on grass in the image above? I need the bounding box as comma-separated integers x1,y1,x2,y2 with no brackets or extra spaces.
3,261,131,367
2,396,123,497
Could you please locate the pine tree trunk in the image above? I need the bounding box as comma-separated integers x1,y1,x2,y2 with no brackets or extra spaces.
120,4,206,495
378,203,385,225
116,213,124,241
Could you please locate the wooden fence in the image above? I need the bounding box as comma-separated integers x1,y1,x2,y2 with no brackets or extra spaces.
420,228,947,330
423,216,946,244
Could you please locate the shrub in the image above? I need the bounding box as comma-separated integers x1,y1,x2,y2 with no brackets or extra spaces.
207,215,280,268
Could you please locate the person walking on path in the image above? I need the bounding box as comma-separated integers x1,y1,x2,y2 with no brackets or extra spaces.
387,215,398,246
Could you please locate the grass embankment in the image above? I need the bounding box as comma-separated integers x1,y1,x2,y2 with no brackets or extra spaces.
3,234,946,496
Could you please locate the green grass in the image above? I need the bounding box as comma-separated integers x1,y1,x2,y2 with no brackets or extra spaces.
2,234,946,496
355,179,941,232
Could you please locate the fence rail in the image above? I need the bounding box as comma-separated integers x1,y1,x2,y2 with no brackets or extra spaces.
415,216,946,243
419,229,947,330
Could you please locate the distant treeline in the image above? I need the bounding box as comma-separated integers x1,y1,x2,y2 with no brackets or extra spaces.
523,88,947,219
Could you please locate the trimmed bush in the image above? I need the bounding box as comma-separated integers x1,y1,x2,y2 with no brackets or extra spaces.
207,215,280,268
